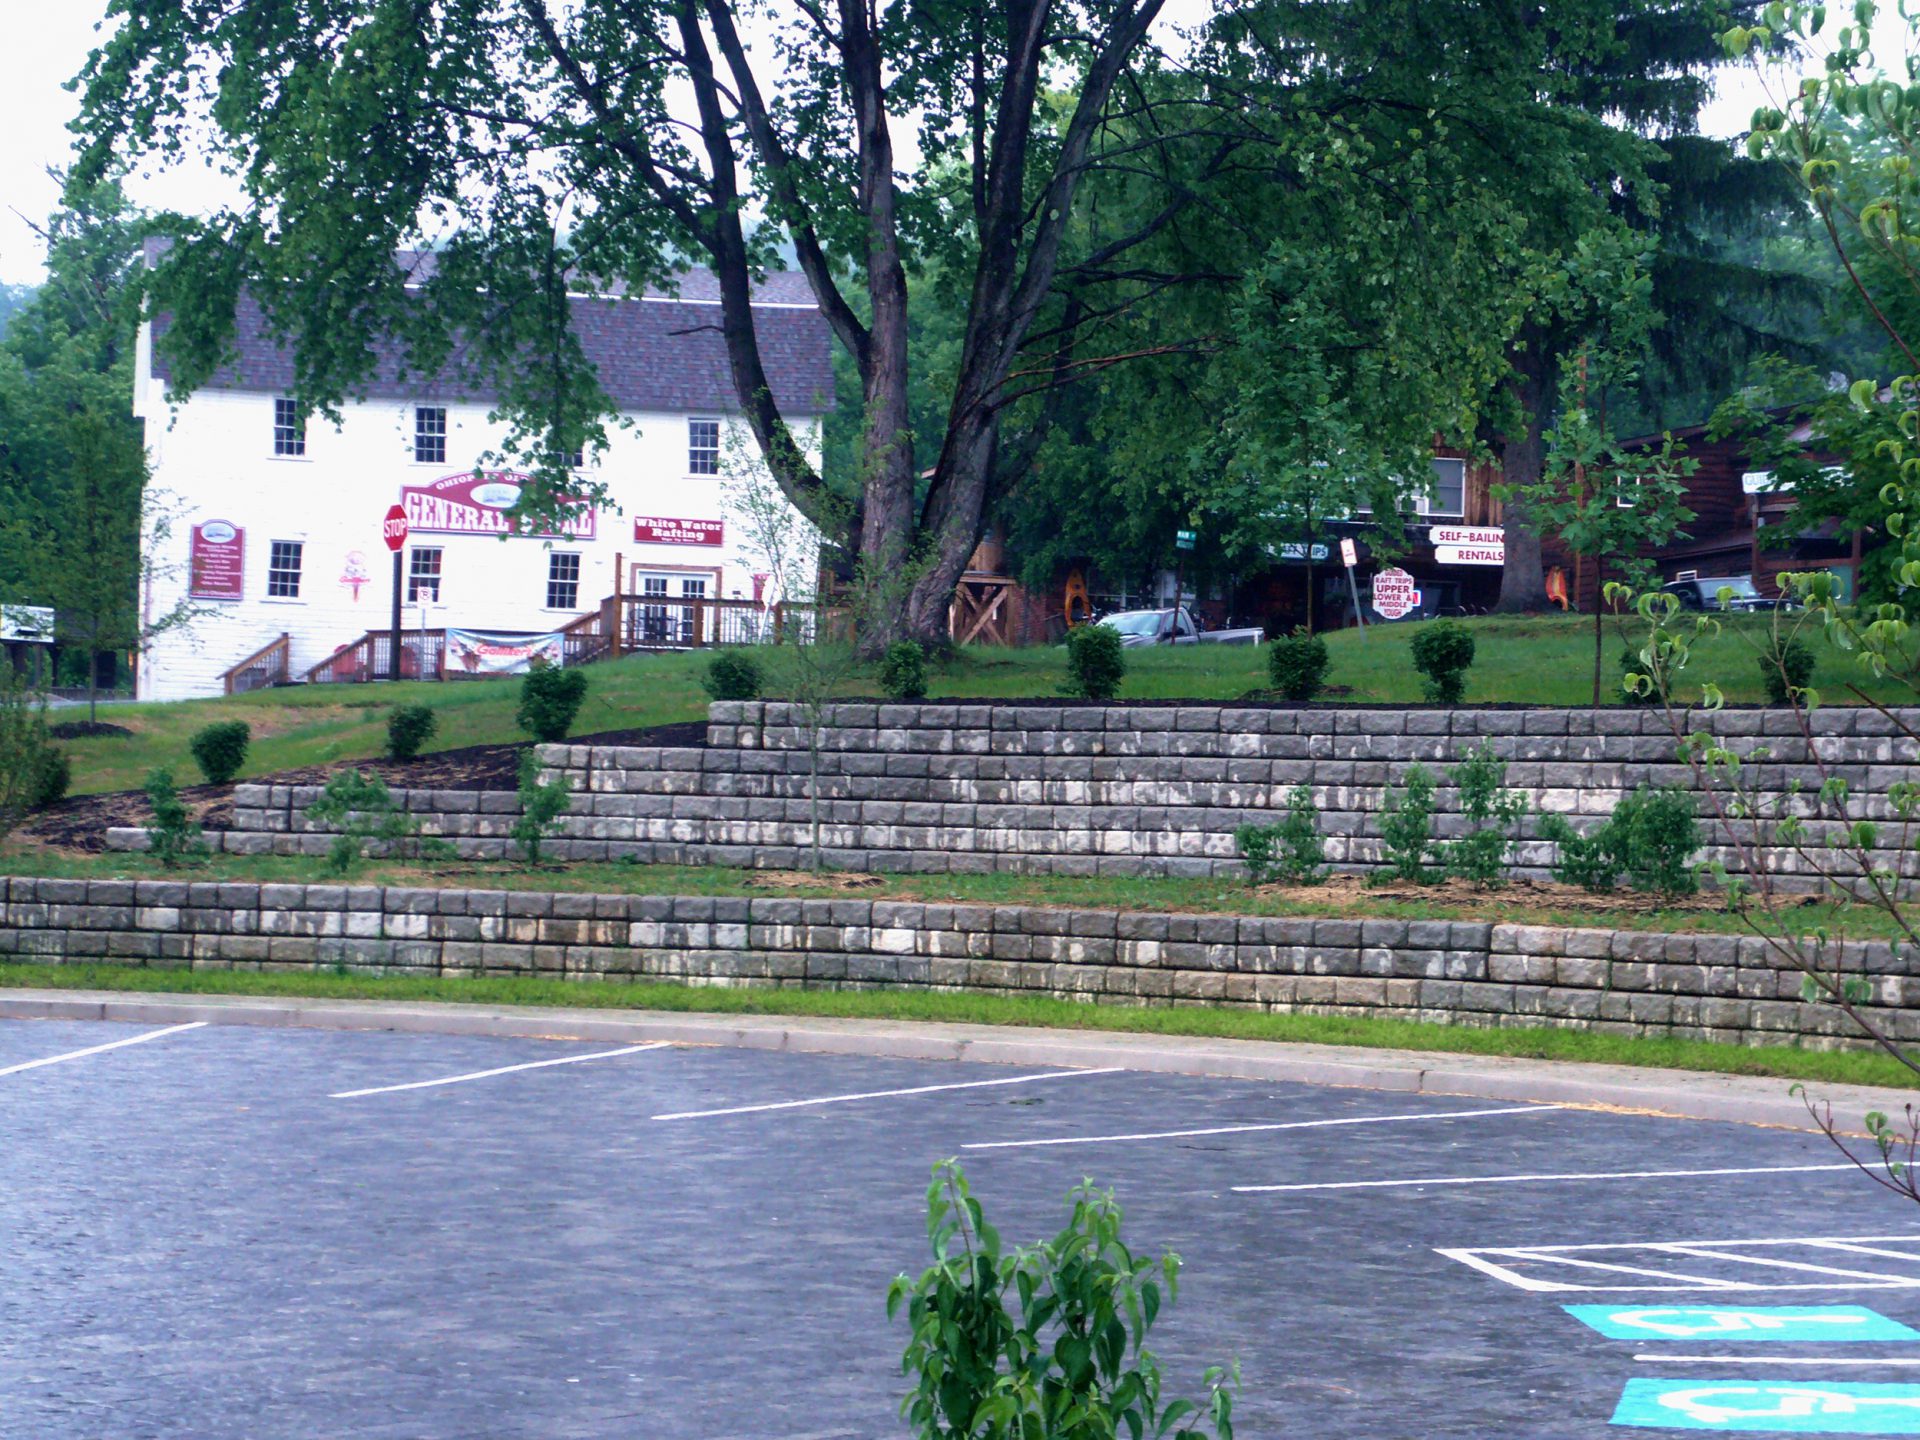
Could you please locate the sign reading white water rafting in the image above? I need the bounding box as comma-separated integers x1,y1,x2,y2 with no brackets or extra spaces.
401,472,597,540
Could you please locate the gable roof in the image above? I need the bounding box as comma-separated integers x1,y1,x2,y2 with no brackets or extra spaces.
146,253,836,417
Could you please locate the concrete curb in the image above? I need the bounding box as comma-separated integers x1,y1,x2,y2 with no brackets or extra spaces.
0,986,1904,1132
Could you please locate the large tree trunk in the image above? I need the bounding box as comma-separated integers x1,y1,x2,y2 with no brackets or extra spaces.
1495,340,1554,614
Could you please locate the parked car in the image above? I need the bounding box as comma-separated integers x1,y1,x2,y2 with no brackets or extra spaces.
1095,607,1264,647
1660,575,1785,613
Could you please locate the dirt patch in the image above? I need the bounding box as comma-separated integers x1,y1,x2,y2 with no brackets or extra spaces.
17,718,708,853
1252,872,1789,917
744,869,886,891
46,721,135,741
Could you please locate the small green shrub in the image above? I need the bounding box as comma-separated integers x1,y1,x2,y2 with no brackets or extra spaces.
1066,623,1126,700
188,720,251,784
1759,635,1816,705
516,662,589,742
1410,620,1475,705
513,750,573,865
385,703,439,762
1541,784,1702,898
1236,784,1326,884
889,1160,1236,1440
1439,742,1527,887
0,673,51,841
1375,762,1438,883
144,768,205,867
878,640,929,702
29,748,70,809
304,769,451,876
703,649,763,702
1267,630,1330,702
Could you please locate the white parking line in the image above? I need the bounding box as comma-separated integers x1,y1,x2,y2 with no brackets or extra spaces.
960,1103,1562,1151
331,1042,672,1098
0,1021,207,1077
1634,1355,1920,1367
651,1067,1125,1121
1234,1161,1859,1194
1440,1234,1920,1294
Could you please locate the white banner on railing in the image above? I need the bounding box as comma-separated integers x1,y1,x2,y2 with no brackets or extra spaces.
445,629,564,676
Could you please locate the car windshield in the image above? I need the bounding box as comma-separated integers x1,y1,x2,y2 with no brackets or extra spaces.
1099,611,1166,637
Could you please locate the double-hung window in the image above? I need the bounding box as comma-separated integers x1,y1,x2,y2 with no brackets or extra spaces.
546,552,581,610
267,541,304,599
408,547,443,603
688,418,720,475
1427,458,1466,517
415,406,447,464
273,397,306,457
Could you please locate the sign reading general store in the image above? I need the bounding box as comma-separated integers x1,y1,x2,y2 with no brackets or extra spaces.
634,516,725,546
401,472,597,540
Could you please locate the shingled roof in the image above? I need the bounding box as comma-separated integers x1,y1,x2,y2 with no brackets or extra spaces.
147,264,837,416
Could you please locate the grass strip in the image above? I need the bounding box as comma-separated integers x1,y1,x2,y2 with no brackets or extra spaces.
3,961,1912,1091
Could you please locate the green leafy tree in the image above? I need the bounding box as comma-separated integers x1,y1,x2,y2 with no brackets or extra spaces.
0,180,199,717
73,0,1240,654
1501,242,1698,703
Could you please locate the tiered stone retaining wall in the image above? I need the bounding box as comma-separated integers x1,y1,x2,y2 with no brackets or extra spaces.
0,876,1907,1050
161,702,1920,887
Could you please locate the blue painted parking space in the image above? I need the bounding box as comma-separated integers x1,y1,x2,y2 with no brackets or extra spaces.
1567,1305,1920,1343
1612,1379,1920,1433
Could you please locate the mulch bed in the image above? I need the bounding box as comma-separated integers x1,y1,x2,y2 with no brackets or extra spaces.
16,720,708,854
1252,872,1798,917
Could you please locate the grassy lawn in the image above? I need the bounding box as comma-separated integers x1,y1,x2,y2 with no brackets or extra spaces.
3,959,1912,1089
53,611,1906,797
0,848,1890,938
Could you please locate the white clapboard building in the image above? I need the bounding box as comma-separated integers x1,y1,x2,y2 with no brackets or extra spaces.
133,263,833,701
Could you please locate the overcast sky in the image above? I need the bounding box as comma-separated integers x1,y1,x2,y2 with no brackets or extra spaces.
0,4,1881,288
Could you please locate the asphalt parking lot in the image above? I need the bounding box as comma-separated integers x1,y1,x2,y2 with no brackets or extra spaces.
5,1017,1920,1438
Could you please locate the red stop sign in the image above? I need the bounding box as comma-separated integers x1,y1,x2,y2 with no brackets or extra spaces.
382,503,409,553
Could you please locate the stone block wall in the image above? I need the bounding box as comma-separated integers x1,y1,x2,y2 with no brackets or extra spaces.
0,876,1909,1050
157,702,1920,887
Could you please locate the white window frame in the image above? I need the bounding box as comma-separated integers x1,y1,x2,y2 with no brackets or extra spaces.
688,417,721,476
265,540,304,601
414,405,448,465
272,397,306,458
545,551,582,611
1426,457,1466,518
407,546,443,604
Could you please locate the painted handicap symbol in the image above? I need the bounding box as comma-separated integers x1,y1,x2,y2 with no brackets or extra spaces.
1613,1380,1920,1433
1569,1304,1920,1343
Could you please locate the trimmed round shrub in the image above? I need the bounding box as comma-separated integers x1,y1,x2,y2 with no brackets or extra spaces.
1409,620,1475,705
188,720,251,784
516,663,589,742
1759,636,1816,705
29,748,70,809
386,703,439,762
878,640,929,702
702,649,763,702
1066,623,1126,700
1268,629,1330,702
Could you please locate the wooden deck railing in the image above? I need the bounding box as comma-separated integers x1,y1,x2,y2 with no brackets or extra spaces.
304,629,447,685
221,633,292,695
